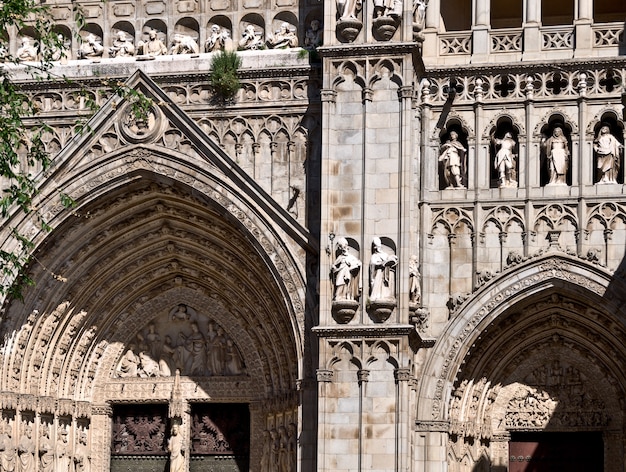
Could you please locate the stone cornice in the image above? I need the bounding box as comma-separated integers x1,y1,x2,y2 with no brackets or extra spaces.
313,323,418,338
318,42,420,58
424,57,626,77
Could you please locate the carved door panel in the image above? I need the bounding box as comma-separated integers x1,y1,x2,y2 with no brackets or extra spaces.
110,404,169,472
189,403,250,471
509,432,603,472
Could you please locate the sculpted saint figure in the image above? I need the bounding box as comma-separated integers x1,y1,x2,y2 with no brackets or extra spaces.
167,425,184,472
304,20,323,49
594,125,623,184
439,130,467,188
16,37,38,61
55,429,71,472
205,25,224,52
77,34,104,59
369,237,398,301
239,25,264,50
266,23,298,49
137,30,167,56
492,131,517,187
170,34,199,55
178,322,206,375
542,126,570,185
0,422,15,472
109,31,135,58
330,237,361,301
39,426,54,472
408,255,421,304
17,426,35,472
337,0,362,20
373,0,402,18
73,433,90,472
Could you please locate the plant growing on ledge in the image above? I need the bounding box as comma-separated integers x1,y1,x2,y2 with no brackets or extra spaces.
209,50,242,102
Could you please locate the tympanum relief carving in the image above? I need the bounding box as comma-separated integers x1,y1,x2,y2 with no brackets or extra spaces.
115,304,246,378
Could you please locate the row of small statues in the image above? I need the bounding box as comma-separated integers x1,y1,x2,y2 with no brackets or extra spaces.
14,20,322,62
439,125,624,189
260,424,297,472
331,236,421,305
0,423,89,472
116,317,245,378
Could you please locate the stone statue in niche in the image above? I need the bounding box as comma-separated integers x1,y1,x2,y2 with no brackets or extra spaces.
594,124,623,184
169,33,199,55
369,237,398,301
206,24,231,52
373,0,402,19
17,425,35,472
38,426,54,472
0,421,15,472
109,31,135,58
304,20,323,49
372,0,402,40
239,25,264,50
408,255,421,305
77,34,104,59
541,126,569,185
115,312,245,378
73,432,90,472
492,131,517,188
367,237,398,322
137,29,168,57
336,0,363,42
439,130,467,189
412,0,427,42
330,237,361,302
266,23,298,49
49,34,70,62
16,37,38,61
167,424,185,472
55,428,71,472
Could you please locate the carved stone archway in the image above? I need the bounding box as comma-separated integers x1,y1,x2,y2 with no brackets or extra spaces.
416,254,626,472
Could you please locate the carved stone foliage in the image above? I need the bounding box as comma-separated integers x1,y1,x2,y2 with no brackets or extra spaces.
114,305,246,378
423,65,625,104
112,405,168,455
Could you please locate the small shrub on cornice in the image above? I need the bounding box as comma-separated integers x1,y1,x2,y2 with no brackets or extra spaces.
209,50,242,102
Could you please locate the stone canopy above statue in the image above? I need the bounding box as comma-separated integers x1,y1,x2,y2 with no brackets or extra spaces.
115,304,246,378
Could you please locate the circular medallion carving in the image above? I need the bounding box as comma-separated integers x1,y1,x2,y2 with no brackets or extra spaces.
119,103,162,144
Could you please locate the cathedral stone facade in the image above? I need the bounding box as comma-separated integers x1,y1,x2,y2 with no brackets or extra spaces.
0,0,625,471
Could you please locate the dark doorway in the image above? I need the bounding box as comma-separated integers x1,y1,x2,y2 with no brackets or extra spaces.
509,432,603,472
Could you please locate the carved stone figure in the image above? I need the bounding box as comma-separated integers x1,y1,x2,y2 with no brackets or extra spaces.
594,125,623,184
492,131,517,188
439,130,467,188
73,432,90,472
224,339,244,375
542,126,569,185
137,29,167,56
278,426,289,472
287,423,297,472
239,25,264,50
330,237,361,301
145,323,161,360
17,426,35,472
55,429,71,472
167,425,184,472
260,430,271,472
266,23,298,49
205,25,224,52
0,422,15,472
170,34,199,55
373,0,402,18
178,321,206,375
38,427,54,472
77,34,104,59
413,0,427,34
49,34,70,62
369,237,398,301
16,37,37,62
304,20,323,49
108,31,135,58
337,0,362,20
269,429,279,470
408,255,421,304
117,345,139,377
